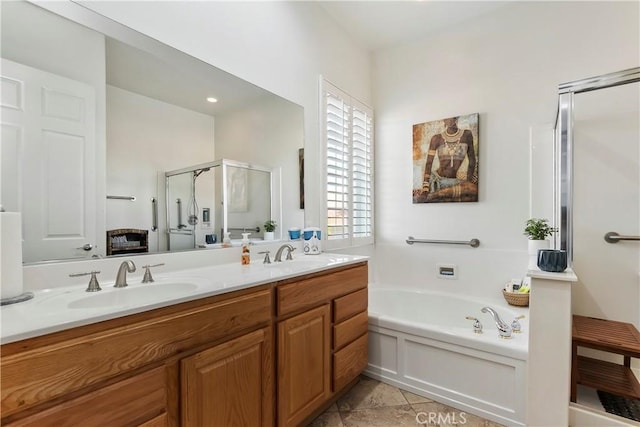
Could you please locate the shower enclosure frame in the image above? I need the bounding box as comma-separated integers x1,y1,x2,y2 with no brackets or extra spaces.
164,158,275,250
555,67,640,265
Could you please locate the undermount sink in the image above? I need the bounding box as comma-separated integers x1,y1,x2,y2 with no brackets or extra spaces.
67,282,200,309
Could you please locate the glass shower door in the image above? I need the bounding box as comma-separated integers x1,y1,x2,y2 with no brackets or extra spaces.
571,79,640,415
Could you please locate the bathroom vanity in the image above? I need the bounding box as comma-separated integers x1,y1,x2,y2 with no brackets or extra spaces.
0,258,368,427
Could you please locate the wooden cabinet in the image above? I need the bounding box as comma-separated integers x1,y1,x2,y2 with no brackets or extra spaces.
276,263,368,427
277,305,331,427
182,327,273,427
1,286,272,426
1,261,368,427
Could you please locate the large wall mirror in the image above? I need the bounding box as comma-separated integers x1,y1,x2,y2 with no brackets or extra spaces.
1,0,304,264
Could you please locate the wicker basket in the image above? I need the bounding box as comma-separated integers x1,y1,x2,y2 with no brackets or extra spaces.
502,290,529,307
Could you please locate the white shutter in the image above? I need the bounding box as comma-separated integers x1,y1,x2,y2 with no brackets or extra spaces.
322,79,374,249
351,100,373,241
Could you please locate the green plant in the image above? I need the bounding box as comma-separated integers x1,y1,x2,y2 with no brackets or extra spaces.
524,218,557,240
264,220,277,232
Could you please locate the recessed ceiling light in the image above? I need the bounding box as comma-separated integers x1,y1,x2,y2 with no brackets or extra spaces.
206,97,218,103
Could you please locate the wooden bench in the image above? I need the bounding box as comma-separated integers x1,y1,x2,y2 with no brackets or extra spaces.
571,315,640,402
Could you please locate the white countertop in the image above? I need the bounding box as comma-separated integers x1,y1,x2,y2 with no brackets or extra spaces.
527,267,578,282
1,253,368,344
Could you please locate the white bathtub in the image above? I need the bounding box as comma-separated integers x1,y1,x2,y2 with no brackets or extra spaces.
365,288,529,426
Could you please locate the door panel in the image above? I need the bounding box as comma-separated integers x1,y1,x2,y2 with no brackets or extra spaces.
277,304,331,427
572,82,639,329
181,327,273,427
1,58,97,262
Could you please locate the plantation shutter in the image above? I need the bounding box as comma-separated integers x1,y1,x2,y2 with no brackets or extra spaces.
322,79,374,249
351,100,373,239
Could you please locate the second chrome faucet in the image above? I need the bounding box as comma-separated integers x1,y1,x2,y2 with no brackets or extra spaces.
481,306,512,339
274,244,295,262
114,260,136,288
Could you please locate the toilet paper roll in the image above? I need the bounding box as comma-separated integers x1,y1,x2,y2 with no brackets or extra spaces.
1,212,24,299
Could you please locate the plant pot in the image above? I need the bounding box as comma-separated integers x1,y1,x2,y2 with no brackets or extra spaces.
264,231,275,241
528,239,550,270
537,249,567,272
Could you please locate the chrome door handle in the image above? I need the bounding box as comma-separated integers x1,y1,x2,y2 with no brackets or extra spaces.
77,244,94,251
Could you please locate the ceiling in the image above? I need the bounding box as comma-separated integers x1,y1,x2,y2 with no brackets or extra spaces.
317,1,510,51
106,38,272,117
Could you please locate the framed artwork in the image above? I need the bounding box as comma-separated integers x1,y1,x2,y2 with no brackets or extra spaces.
412,113,479,203
227,166,248,212
299,148,305,209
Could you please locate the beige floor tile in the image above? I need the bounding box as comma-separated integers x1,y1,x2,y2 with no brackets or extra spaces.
337,376,408,411
307,411,344,427
401,389,434,404
314,377,502,427
325,403,339,412
341,405,417,427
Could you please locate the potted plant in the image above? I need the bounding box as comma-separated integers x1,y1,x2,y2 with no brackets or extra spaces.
524,218,557,269
263,220,277,241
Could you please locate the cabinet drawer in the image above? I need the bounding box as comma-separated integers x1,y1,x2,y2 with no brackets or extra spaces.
333,311,368,350
333,333,368,392
139,413,167,427
7,367,166,427
277,264,367,316
333,288,368,323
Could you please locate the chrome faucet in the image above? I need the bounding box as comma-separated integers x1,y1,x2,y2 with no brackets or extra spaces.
481,307,512,338
274,244,295,262
114,260,136,288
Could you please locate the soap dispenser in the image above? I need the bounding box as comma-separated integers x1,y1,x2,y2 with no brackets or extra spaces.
241,233,251,265
222,232,232,248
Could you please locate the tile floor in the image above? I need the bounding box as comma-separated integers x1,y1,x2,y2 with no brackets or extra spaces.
307,376,505,427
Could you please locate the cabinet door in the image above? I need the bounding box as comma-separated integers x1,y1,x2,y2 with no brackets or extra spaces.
277,304,331,427
181,327,273,427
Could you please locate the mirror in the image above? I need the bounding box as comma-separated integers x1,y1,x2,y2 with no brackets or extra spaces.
164,159,275,252
0,0,304,264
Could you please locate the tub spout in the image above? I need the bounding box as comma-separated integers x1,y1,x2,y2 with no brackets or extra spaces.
481,307,512,339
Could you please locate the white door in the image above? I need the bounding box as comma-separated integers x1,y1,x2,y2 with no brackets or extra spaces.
1,58,97,263
572,81,640,330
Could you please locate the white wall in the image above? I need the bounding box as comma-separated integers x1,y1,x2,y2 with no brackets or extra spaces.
215,95,305,236
106,85,215,252
371,1,639,301
77,0,372,231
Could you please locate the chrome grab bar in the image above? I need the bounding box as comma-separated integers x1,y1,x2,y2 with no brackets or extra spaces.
107,195,136,201
604,232,640,244
151,197,158,232
228,226,261,233
406,236,480,248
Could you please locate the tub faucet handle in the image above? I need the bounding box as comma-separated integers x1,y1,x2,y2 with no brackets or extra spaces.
465,316,483,334
511,315,525,333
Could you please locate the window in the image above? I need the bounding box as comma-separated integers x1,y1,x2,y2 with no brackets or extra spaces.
321,79,374,249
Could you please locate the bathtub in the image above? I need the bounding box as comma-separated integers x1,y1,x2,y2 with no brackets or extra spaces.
365,288,529,426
